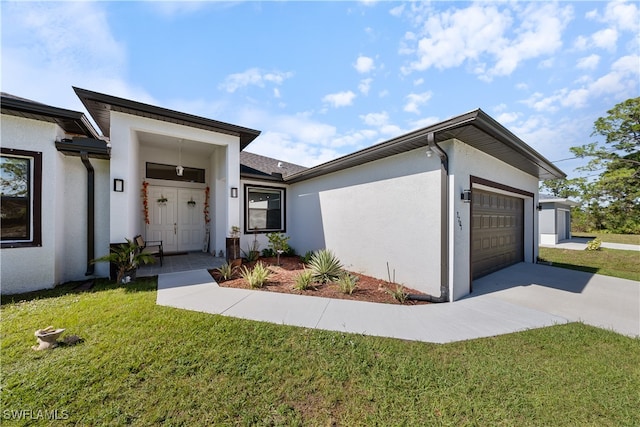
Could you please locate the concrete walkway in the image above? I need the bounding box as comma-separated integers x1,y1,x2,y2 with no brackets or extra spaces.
155,262,637,343
540,237,640,251
470,263,640,338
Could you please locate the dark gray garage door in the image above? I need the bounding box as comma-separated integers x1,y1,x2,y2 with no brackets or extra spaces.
471,189,524,279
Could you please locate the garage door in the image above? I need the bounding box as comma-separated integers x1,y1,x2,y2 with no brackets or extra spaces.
471,189,523,279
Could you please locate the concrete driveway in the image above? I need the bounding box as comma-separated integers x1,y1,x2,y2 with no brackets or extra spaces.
470,263,640,338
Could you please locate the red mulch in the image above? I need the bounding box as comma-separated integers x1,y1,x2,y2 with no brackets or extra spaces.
209,256,429,305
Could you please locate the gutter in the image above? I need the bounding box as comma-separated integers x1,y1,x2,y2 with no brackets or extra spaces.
55,137,110,276
80,152,95,276
407,132,450,303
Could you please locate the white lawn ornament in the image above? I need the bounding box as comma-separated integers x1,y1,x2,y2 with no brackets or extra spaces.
32,326,66,351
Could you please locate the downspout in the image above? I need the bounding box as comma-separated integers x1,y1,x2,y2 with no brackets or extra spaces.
80,152,95,276
408,132,450,303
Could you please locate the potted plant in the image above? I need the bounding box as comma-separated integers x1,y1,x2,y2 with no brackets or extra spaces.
225,226,241,264
92,238,155,284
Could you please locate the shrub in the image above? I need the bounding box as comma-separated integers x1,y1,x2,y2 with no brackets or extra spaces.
240,261,271,288
215,263,237,281
261,248,276,258
308,249,343,283
300,251,314,265
585,238,602,251
267,232,291,265
336,273,358,295
293,269,315,291
387,284,408,304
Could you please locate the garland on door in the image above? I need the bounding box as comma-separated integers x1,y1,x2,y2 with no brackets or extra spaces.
141,181,150,225
204,186,211,224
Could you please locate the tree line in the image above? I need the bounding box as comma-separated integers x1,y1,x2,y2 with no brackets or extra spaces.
540,97,639,234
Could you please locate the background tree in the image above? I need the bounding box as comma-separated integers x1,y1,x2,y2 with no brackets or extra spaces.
568,97,640,233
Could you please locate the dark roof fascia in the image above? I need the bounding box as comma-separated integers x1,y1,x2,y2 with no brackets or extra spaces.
73,87,261,150
240,171,285,182
1,95,99,138
55,137,111,160
471,109,566,180
285,109,564,183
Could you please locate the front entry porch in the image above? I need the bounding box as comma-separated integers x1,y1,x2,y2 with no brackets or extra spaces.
138,251,225,277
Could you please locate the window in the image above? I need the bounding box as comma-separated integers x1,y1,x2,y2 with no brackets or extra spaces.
146,162,205,183
245,185,285,233
1,148,42,248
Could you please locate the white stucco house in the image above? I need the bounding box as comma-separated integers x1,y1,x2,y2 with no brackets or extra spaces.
1,88,565,300
538,194,579,245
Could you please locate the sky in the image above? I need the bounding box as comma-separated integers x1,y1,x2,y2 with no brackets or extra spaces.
2,1,639,180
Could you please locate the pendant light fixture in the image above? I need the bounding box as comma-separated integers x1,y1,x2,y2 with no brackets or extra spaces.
176,139,184,176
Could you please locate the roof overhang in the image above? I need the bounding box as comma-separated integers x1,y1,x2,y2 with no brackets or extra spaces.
1,94,99,138
55,137,111,160
286,109,565,183
73,87,261,150
539,198,580,207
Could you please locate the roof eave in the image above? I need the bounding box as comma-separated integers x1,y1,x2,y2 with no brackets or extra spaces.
1,95,100,138
73,87,261,150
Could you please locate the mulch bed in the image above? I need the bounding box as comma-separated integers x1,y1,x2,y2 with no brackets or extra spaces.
209,256,429,305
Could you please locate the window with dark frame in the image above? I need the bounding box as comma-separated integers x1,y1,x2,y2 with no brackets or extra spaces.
1,148,42,247
245,186,285,233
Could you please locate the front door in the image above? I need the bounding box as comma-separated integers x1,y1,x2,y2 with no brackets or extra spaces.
147,186,205,253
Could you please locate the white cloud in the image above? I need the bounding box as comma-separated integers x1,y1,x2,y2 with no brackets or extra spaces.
219,68,293,93
413,78,424,86
1,2,151,118
592,28,618,50
577,54,600,70
360,111,389,127
389,4,405,17
496,112,521,124
358,78,373,95
399,3,573,81
604,0,640,32
403,91,432,114
408,116,440,130
354,55,375,73
322,91,356,108
522,54,639,111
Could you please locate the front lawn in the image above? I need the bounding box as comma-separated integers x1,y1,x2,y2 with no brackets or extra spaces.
2,279,639,425
538,247,640,281
571,232,640,245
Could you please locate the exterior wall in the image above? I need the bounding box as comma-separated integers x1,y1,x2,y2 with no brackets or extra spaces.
446,139,539,301
1,115,110,294
289,148,443,296
108,112,240,255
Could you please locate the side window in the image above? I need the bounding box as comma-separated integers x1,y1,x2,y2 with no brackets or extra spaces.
1,148,42,248
245,185,285,233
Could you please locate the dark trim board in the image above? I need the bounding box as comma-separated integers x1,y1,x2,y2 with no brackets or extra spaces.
470,176,534,198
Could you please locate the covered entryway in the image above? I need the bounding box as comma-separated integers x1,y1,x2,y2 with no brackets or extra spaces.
147,186,206,253
471,189,524,279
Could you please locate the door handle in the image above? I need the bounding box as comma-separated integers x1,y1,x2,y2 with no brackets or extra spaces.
174,223,177,235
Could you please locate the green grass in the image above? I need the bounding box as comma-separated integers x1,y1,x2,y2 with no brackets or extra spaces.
2,279,640,426
539,247,640,281
571,232,640,245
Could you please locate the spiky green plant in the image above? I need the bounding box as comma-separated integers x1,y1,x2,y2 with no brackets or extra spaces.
308,249,343,284
387,284,409,304
240,261,272,288
292,269,315,291
214,263,237,281
336,272,359,295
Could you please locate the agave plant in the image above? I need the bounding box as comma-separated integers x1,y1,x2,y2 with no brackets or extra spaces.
214,262,237,281
292,269,315,291
308,249,343,284
240,261,271,288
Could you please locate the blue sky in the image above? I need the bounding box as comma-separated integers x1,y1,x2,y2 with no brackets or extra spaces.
2,1,638,180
